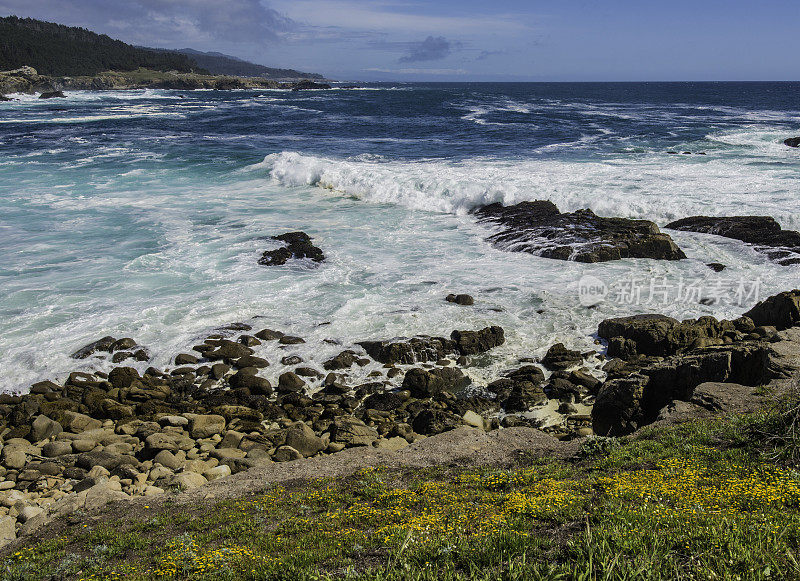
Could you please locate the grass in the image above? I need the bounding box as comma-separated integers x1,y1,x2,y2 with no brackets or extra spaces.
5,407,800,580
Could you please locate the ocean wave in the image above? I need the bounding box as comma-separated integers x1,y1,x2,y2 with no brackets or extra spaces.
246,150,800,229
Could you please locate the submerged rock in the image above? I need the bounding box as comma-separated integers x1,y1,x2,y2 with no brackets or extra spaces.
666,215,800,266
39,90,65,99
259,232,325,266
445,294,474,306
785,137,800,148
472,201,686,262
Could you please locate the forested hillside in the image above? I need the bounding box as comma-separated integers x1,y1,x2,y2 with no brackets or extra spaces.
174,48,323,79
0,16,201,76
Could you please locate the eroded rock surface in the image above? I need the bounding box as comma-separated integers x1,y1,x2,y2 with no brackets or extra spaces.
666,216,800,265
472,201,686,262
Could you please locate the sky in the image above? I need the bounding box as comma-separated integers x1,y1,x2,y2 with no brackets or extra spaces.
1,0,799,81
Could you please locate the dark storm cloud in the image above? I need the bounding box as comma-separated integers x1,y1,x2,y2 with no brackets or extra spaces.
399,36,452,63
0,0,296,45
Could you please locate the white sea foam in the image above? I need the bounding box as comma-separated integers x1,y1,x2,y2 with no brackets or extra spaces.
248,149,800,229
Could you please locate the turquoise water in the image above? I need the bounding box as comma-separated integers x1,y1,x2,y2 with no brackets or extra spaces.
0,83,798,392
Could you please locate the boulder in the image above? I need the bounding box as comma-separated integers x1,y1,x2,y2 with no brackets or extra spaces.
330,416,378,446
541,343,583,370
71,336,117,359
785,137,800,148
169,472,207,490
592,343,774,435
42,441,72,457
284,422,325,457
473,201,686,262
323,350,358,370
277,372,306,393
187,414,226,439
362,392,404,412
598,315,726,359
30,414,63,442
259,232,325,266
39,90,66,99
412,409,463,435
108,367,140,389
451,326,505,355
358,335,458,364
744,290,800,330
402,367,470,398
56,411,102,433
145,432,195,452
666,216,800,266
0,516,15,549
273,446,303,462
446,294,474,306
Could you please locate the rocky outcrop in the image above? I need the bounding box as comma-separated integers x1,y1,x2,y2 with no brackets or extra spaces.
359,326,504,364
290,80,332,90
259,232,325,266
598,314,736,359
472,201,686,263
744,290,800,330
38,90,65,99
592,295,800,436
785,137,800,148
666,216,800,266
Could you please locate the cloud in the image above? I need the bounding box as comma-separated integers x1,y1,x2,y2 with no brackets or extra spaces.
399,36,452,63
0,0,296,46
476,49,508,61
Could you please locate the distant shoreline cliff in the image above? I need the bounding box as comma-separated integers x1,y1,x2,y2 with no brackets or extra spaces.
0,66,333,95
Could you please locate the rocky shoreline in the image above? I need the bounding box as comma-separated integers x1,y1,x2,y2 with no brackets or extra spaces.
0,66,334,96
0,284,798,549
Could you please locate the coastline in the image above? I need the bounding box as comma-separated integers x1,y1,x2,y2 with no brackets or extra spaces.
0,66,336,95
0,286,797,550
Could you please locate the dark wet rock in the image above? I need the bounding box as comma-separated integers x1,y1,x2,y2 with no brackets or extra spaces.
277,372,306,393
330,416,378,446
206,340,254,362
279,335,305,345
411,409,463,435
785,137,800,148
473,201,686,263
451,326,505,356
359,336,458,365
402,367,470,398
362,392,404,412
281,355,303,365
0,94,10,101
446,294,475,306
291,80,332,90
707,262,726,272
592,343,775,435
70,336,116,359
108,367,140,389
666,216,800,266
744,290,800,331
541,343,583,370
174,353,199,365
255,329,284,341
323,350,358,370
259,232,325,266
502,382,547,411
39,90,65,99
598,315,729,359
234,355,269,369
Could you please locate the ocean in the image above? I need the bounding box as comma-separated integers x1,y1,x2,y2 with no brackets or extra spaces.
0,82,798,393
